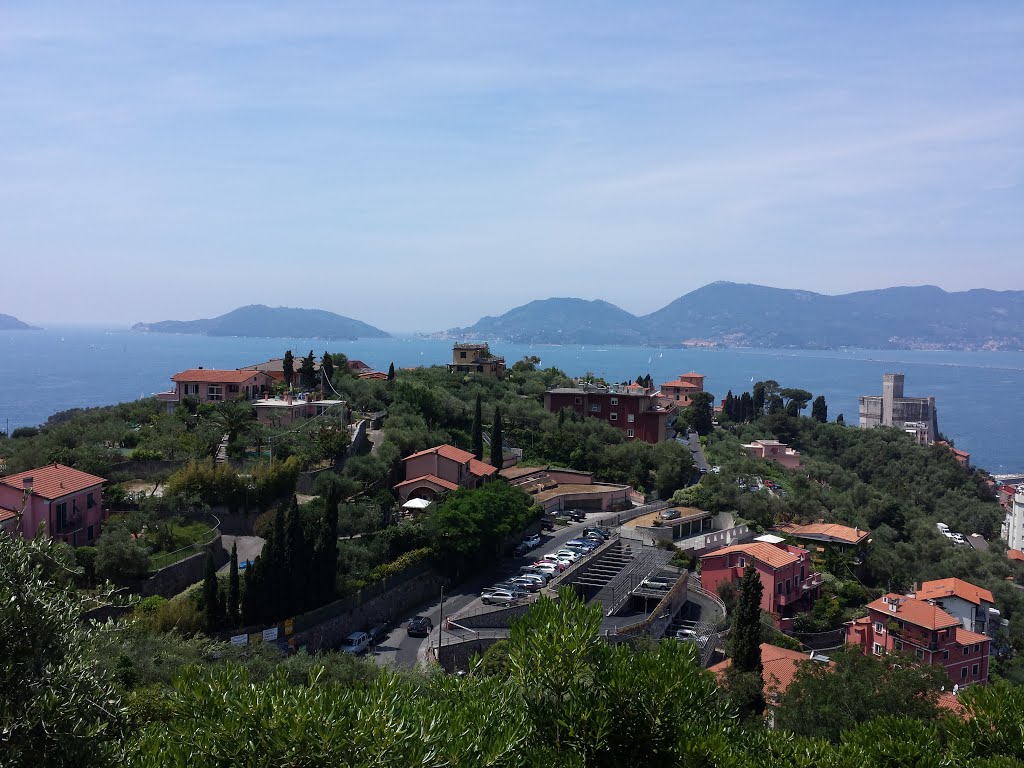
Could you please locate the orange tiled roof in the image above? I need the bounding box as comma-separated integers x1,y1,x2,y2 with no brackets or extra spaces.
394,474,460,492
955,627,990,646
403,444,477,465
0,506,17,523
703,541,801,569
0,463,106,500
937,692,967,717
710,643,826,701
867,594,960,631
358,371,388,380
1008,549,1024,562
171,369,268,384
661,379,701,389
774,522,870,546
918,578,995,607
469,459,498,477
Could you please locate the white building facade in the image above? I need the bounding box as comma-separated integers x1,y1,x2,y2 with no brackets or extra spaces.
1003,485,1024,552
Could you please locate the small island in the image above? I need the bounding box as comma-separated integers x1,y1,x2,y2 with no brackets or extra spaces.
132,304,389,341
0,312,41,331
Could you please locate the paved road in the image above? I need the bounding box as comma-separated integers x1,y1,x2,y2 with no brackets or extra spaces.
685,431,710,474
370,515,607,667
218,535,265,574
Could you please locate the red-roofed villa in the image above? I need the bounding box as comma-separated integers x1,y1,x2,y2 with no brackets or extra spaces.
157,368,274,410
847,593,990,686
699,535,823,617
0,463,107,546
395,444,498,502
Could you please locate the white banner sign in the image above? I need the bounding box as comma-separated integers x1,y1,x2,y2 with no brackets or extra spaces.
262,627,279,642
230,634,248,646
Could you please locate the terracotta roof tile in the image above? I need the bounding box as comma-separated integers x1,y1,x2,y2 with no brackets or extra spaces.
171,369,270,384
0,463,106,500
468,459,498,477
867,594,960,631
774,522,870,546
702,541,802,569
1008,549,1024,562
955,627,990,646
0,507,17,523
710,643,828,701
918,578,995,607
393,474,460,492
403,444,477,465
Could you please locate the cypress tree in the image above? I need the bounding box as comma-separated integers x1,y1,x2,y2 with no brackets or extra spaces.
300,350,317,390
724,391,735,421
321,352,334,392
241,561,257,626
316,495,340,604
227,542,240,627
811,395,827,423
387,362,395,383
726,563,766,719
283,350,294,388
471,394,484,461
740,392,753,423
836,413,845,425
284,496,306,610
490,406,504,469
201,550,222,632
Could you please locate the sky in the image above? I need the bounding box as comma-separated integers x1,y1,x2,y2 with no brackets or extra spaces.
2,2,1022,332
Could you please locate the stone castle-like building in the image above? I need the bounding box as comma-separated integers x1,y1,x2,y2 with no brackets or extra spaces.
858,373,938,445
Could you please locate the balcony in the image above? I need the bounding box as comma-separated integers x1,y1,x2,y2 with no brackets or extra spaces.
802,572,824,591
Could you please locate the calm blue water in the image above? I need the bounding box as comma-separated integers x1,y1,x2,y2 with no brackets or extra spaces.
1,329,1022,473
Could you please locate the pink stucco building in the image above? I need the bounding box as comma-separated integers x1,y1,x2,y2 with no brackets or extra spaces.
742,439,802,469
395,444,498,501
0,463,106,546
699,536,822,617
847,593,990,686
659,372,706,408
157,368,274,411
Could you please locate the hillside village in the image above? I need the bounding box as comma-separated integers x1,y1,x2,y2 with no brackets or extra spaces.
3,340,1024,765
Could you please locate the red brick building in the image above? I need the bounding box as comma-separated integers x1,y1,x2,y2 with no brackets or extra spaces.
543,383,676,443
847,594,990,686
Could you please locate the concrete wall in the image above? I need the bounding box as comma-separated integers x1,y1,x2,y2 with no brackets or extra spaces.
130,533,228,598
437,637,501,672
452,602,534,630
290,567,444,652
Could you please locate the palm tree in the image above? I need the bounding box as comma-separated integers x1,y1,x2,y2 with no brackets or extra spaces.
212,401,256,447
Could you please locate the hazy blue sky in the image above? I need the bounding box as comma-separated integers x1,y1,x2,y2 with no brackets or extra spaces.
2,2,1022,331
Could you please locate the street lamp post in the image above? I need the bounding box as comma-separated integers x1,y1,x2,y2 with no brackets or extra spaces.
436,585,445,657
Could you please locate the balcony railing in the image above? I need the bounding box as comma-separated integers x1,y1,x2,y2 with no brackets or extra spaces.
803,572,824,591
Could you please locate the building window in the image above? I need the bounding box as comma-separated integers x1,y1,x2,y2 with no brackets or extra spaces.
963,647,969,656
87,492,95,509
894,640,904,651
574,396,582,405
590,404,601,413
87,524,94,541
738,557,746,568
916,648,924,660
56,502,69,530
873,643,884,656
228,384,239,393
973,644,980,653
785,579,791,595
207,384,224,401
610,397,618,405
626,429,634,438
943,650,949,660
184,383,199,395
627,413,635,423
972,663,980,676
874,621,884,634
460,351,466,358
609,413,618,421
961,667,968,680
777,583,784,594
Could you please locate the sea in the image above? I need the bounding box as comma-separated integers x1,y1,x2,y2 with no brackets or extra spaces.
1,328,1022,474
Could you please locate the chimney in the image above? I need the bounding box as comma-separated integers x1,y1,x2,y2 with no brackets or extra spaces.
22,477,33,492
198,366,203,369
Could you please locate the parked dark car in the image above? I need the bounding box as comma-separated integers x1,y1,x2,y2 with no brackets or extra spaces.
567,509,587,522
407,616,433,638
540,519,555,532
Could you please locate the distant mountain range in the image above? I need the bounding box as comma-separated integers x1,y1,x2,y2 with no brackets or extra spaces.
0,313,40,331
133,305,389,341
445,283,1024,350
